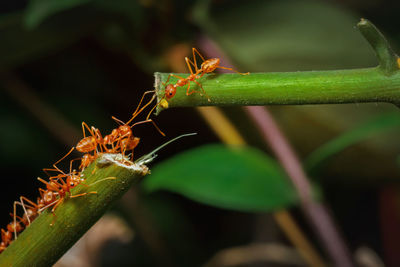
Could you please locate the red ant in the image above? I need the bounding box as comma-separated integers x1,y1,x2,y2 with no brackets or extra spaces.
0,228,12,253
164,48,249,101
103,90,165,160
37,170,96,215
75,123,106,170
11,196,41,239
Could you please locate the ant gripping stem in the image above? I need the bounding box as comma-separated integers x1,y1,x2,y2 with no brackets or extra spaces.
163,47,249,102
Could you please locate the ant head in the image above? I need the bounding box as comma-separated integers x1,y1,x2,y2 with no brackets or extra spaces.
69,180,76,188
165,84,176,99
119,125,131,135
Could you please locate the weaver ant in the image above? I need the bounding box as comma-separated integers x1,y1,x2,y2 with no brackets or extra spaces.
75,123,106,170
0,228,12,253
11,196,41,239
103,90,165,160
37,170,95,214
164,48,249,101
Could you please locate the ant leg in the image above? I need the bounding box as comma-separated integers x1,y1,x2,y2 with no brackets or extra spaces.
186,80,211,102
70,191,97,198
69,158,81,173
145,93,161,120
185,81,192,96
163,73,187,86
53,147,75,174
37,177,61,191
127,91,157,125
82,122,96,138
186,81,203,97
163,74,173,86
185,57,196,75
42,147,75,177
42,168,61,177
130,90,156,119
49,199,64,226
193,47,206,62
132,119,165,136
13,201,19,239
38,199,58,213
192,47,206,73
216,66,250,75
20,196,38,224
82,122,100,157
193,80,211,102
47,173,67,184
91,127,104,153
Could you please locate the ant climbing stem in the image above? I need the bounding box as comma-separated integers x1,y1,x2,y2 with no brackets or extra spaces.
163,47,250,102
187,48,249,77
12,196,39,239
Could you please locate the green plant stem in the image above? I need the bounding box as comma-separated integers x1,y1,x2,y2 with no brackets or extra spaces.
155,68,400,111
155,19,400,113
0,155,149,267
357,18,398,75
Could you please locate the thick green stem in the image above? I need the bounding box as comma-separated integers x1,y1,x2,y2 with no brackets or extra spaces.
0,154,149,267
155,19,400,113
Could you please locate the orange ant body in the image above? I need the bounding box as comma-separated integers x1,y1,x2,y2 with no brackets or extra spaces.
11,196,41,239
37,170,96,214
0,228,12,252
103,90,165,159
164,48,249,101
75,123,106,170
76,123,104,155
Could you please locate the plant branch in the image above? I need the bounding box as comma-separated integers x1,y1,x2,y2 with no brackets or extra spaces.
0,155,149,267
357,18,398,75
155,68,400,111
155,19,400,113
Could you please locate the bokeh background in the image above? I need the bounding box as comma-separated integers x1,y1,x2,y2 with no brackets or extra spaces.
1,0,400,266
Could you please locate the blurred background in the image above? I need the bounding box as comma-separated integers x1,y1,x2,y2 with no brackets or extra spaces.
1,0,400,266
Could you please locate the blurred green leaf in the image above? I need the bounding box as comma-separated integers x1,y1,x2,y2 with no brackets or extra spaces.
305,112,400,172
193,0,376,71
143,144,298,212
25,0,92,29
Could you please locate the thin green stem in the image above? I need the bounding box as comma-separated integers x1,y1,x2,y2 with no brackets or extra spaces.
155,19,400,113
357,18,398,75
0,155,149,267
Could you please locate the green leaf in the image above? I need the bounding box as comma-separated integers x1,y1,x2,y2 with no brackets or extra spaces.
142,144,299,212
25,0,92,29
305,112,400,172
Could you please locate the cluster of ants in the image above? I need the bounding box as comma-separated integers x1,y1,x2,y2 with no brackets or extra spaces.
0,47,248,254
0,90,162,253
